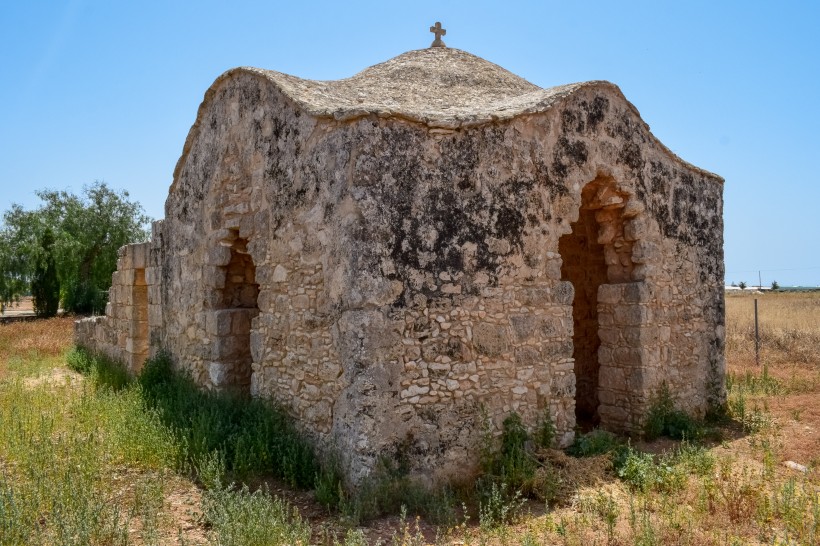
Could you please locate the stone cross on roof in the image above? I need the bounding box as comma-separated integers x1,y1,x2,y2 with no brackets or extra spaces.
429,22,446,48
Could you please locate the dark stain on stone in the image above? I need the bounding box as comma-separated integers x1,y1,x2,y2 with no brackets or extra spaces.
618,141,644,171
551,137,588,184
584,96,609,131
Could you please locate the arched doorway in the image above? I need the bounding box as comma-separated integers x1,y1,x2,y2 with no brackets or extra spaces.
558,176,634,429
211,229,259,393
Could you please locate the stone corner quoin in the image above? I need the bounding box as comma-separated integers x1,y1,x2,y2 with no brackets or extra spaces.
75,46,725,486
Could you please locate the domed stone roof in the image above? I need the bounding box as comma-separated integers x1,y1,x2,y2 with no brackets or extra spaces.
226,48,619,128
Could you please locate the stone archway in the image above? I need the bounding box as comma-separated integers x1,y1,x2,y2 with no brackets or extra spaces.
558,175,638,430
207,228,259,392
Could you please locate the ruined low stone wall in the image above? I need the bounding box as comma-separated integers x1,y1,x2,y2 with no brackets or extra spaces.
75,242,151,374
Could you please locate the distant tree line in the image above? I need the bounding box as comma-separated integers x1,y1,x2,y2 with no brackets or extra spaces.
0,182,151,317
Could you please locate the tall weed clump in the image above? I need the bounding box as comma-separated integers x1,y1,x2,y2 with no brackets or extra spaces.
197,452,312,546
475,410,561,527
134,351,319,488
325,454,458,525
643,383,703,441
66,346,131,390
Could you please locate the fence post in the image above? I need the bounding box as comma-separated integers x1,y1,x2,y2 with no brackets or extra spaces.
754,298,761,369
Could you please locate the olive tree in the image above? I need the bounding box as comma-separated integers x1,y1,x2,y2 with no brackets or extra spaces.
0,181,151,314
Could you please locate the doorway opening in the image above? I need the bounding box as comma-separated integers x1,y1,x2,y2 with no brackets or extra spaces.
216,230,259,392
558,177,631,429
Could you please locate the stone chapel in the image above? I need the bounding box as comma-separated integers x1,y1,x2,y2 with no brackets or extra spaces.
76,29,725,484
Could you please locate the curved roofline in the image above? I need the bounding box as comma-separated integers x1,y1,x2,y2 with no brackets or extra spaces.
172,53,722,187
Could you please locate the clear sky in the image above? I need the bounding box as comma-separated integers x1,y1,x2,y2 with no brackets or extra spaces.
1,1,818,286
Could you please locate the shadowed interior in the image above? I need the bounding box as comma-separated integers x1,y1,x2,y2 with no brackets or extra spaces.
218,233,259,392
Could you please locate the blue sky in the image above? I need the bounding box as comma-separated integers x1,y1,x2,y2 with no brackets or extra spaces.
1,1,818,286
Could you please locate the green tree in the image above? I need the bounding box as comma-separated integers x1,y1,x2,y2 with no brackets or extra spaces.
31,228,60,317
770,280,780,290
738,281,747,290
0,181,151,313
0,225,30,312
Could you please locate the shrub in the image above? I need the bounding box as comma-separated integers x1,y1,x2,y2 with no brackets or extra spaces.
202,482,311,545
62,279,108,315
67,350,319,488
473,410,544,522
534,407,556,449
616,448,687,493
478,481,525,529
31,228,60,318
331,448,458,525
497,412,536,486
644,383,702,441
674,442,715,476
136,352,319,487
568,428,624,457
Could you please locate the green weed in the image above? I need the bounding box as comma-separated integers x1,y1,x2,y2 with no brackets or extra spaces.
336,455,458,525
66,347,130,390
726,370,784,396
616,448,688,493
643,383,703,441
478,481,525,529
576,490,619,543
202,482,311,546
135,351,319,487
0,377,170,544
673,442,715,477
728,385,774,433
568,428,623,457
535,406,556,449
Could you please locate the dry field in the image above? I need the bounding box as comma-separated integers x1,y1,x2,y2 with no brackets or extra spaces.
0,291,818,545
0,316,73,380
724,291,820,468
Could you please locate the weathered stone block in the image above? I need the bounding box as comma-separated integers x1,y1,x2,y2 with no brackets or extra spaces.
554,281,574,305
551,373,575,397
623,217,647,241
597,284,623,305
631,240,659,264
514,346,540,367
473,322,510,357
614,304,650,326
148,304,163,326
541,340,573,359
132,243,148,269
510,314,538,341
206,310,233,337
203,267,226,289
208,361,228,386
207,245,232,266
622,282,651,304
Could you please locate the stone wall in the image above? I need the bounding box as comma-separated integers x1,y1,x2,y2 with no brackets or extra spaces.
75,242,151,374
75,70,724,486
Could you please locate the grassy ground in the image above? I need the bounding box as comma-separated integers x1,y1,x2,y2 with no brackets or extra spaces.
0,291,818,545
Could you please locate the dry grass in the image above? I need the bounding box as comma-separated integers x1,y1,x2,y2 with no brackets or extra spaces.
0,316,74,379
725,290,820,474
726,290,820,368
